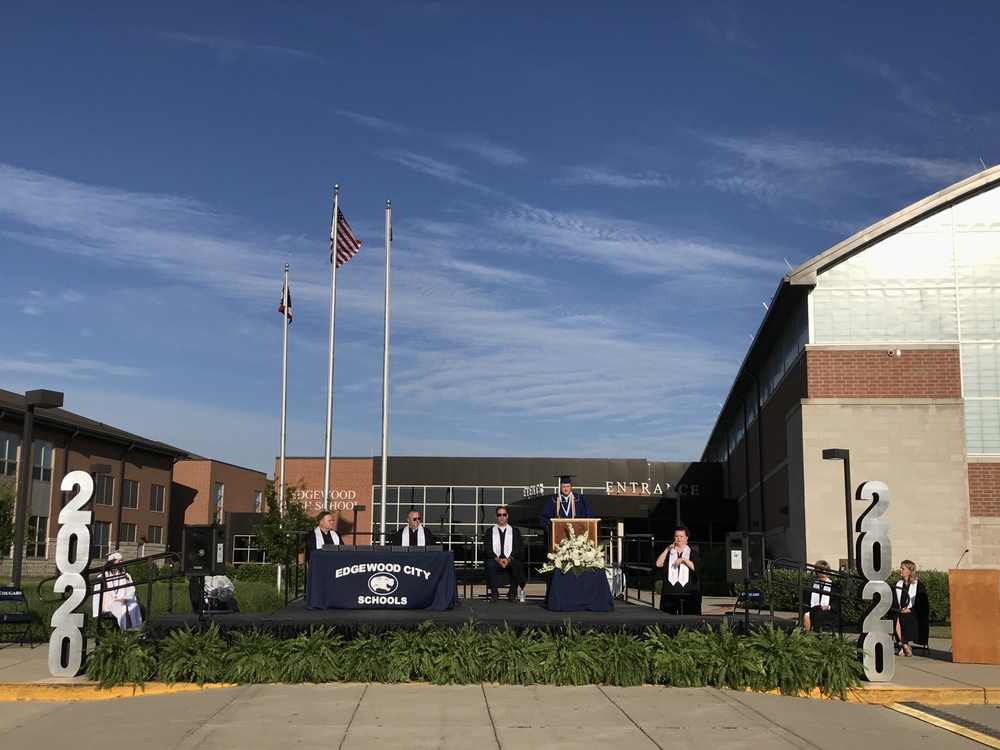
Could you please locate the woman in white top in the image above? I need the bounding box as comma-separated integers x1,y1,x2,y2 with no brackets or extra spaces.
893,559,929,657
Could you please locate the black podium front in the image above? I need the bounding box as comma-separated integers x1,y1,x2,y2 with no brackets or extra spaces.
306,549,459,611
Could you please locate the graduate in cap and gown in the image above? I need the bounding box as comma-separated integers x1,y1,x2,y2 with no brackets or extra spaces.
539,476,593,534
93,551,143,629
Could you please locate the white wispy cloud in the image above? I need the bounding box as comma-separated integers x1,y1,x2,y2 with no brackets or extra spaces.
329,108,412,135
557,166,672,189
447,134,527,166
0,356,145,379
151,30,327,65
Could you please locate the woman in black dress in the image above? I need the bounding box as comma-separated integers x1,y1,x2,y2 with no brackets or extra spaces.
656,525,701,615
893,559,930,656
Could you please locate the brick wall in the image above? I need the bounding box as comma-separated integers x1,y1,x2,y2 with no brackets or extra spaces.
969,463,1000,517
278,458,375,539
807,348,961,399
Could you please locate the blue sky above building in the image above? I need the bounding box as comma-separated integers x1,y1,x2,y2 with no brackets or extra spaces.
2,3,999,474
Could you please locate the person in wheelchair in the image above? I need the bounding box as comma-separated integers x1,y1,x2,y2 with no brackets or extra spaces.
802,560,836,631
93,551,142,629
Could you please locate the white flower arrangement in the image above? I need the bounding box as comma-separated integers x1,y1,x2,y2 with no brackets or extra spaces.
538,527,606,576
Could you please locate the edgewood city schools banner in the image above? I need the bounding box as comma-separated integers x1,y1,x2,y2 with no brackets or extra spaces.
306,550,459,611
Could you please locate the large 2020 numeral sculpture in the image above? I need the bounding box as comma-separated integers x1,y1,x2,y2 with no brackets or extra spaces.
855,480,894,682
49,470,93,677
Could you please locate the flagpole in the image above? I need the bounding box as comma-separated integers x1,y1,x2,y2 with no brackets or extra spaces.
323,186,339,512
279,264,290,517
379,200,391,545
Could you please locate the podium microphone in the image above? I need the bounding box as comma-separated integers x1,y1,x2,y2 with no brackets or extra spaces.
955,549,970,569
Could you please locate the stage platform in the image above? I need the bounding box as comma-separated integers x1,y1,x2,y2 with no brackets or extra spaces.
144,598,796,641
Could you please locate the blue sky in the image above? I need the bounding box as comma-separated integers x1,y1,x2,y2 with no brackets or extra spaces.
2,3,998,476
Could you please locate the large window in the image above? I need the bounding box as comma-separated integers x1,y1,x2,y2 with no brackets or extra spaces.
95,475,115,506
0,431,17,476
149,483,165,513
92,521,111,560
253,490,262,513
120,522,137,544
25,516,47,557
232,534,267,564
32,440,53,482
147,525,163,545
122,479,139,510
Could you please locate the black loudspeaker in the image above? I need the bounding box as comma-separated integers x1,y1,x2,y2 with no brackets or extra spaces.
181,525,226,575
725,531,766,583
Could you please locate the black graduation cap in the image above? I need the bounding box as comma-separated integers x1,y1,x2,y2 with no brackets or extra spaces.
555,475,576,485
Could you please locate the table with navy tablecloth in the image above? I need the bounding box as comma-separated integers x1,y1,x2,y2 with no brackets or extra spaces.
544,569,615,612
306,549,459,611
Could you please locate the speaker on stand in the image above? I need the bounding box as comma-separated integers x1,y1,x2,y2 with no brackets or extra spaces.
181,525,226,619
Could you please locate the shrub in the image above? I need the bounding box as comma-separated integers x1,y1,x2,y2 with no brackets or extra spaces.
85,628,157,688
157,623,227,685
481,626,548,685
538,623,603,686
231,563,280,584
645,626,703,687
223,630,281,684
278,628,344,683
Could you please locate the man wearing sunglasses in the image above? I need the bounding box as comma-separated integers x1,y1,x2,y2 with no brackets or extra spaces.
392,509,437,546
483,506,525,602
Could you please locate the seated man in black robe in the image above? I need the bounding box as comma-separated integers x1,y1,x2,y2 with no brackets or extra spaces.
304,510,341,563
483,506,526,602
393,509,437,546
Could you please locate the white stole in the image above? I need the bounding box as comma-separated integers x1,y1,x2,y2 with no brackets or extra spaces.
810,580,831,608
666,546,691,586
895,580,917,609
315,527,339,549
492,525,513,558
406,526,426,546
559,493,577,518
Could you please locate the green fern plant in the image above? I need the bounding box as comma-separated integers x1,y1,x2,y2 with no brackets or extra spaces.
644,627,704,687
746,622,816,695
482,626,548,685
422,621,484,685
85,628,156,688
538,622,602,686
222,630,282,684
341,632,391,683
592,631,647,686
811,633,864,700
278,628,344,683
157,623,227,685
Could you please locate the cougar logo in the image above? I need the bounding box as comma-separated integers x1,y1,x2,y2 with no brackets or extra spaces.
368,574,398,594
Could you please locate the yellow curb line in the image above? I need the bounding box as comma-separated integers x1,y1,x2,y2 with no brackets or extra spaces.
0,682,232,702
886,702,1000,749
846,686,990,706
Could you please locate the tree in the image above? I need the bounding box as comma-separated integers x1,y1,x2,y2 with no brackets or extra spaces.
252,480,315,566
0,476,14,560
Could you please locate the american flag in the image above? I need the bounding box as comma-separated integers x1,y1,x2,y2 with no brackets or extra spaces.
331,208,362,267
278,281,292,322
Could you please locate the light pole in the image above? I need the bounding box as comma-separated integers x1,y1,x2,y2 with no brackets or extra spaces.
11,389,64,588
822,448,854,572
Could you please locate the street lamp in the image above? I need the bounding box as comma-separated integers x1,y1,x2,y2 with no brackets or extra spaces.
822,448,854,573
11,389,64,588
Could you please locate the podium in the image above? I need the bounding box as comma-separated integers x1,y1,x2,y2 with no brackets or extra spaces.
950,568,1000,665
550,518,600,551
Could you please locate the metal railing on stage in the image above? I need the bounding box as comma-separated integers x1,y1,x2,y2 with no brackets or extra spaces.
766,557,864,635
37,550,185,643
616,533,659,607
